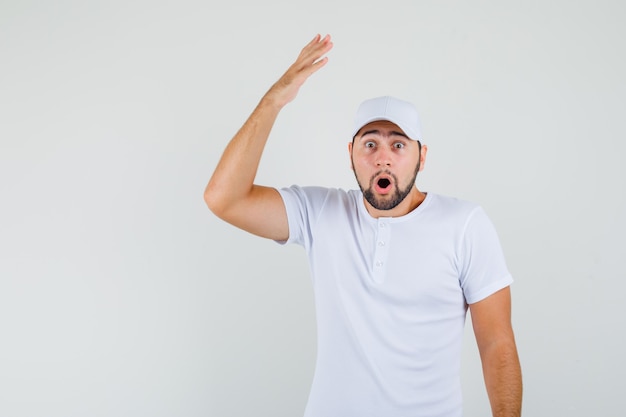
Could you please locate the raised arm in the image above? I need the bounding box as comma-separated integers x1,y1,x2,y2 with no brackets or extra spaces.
469,286,523,417
204,34,333,240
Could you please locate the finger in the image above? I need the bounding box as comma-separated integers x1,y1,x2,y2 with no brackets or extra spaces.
297,35,333,67
311,56,329,71
281,34,332,84
309,34,332,56
305,33,322,47
304,33,330,49
299,46,332,79
300,34,331,57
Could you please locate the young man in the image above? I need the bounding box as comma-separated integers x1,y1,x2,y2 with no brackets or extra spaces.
205,34,522,417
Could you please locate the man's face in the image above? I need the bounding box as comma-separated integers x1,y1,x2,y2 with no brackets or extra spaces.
349,120,426,212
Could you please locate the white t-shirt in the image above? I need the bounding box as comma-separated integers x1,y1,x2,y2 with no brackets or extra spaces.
278,186,513,417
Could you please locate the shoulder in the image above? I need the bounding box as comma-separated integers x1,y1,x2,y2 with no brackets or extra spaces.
426,192,482,220
278,185,352,200
422,193,501,242
278,185,360,211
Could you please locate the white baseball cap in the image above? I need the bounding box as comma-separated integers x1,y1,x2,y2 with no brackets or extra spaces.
351,96,422,141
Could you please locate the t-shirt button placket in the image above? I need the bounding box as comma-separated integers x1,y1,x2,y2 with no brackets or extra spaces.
373,219,391,283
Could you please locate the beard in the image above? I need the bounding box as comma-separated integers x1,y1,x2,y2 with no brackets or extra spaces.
360,170,416,210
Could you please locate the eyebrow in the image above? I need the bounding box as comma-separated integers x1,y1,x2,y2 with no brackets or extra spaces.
360,129,409,139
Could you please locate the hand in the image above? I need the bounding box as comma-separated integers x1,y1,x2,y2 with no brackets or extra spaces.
265,34,333,107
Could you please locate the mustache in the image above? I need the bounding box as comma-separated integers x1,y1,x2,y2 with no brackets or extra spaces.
370,170,398,187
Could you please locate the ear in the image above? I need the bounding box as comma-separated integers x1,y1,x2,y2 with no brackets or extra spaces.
419,144,428,172
348,141,354,171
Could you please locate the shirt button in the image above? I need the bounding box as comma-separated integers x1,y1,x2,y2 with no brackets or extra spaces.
378,241,385,246
379,222,386,228
376,261,384,267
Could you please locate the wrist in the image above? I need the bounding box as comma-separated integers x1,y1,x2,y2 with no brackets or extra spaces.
259,89,288,112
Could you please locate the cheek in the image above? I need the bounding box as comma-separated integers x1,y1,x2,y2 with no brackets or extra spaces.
355,151,376,164
350,153,367,169
351,160,370,181
356,158,375,175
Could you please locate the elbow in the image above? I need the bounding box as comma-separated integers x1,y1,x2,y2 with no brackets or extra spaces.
203,183,227,217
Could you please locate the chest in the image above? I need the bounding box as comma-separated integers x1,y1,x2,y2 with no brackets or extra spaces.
311,212,463,307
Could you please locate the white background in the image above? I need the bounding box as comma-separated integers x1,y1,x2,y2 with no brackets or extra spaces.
1,1,625,416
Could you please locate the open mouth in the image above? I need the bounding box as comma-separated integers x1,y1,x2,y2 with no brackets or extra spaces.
374,175,394,194
377,178,391,189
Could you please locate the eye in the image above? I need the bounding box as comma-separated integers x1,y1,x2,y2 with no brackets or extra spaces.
393,142,405,149
365,141,376,148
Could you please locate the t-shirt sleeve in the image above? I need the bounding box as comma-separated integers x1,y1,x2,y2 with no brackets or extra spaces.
276,185,330,249
458,206,513,304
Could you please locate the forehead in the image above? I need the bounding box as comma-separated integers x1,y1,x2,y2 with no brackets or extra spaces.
355,120,407,138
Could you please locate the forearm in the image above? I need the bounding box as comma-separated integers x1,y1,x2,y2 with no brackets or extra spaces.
481,339,523,417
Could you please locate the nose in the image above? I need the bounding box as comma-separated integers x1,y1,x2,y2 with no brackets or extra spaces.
375,148,392,167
